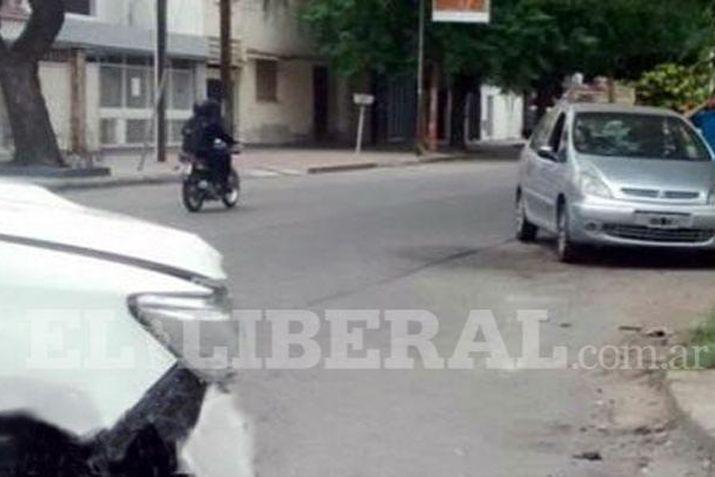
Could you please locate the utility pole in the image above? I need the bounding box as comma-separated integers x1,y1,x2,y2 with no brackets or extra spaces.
69,48,87,157
220,0,234,134
155,0,167,163
414,0,426,155
428,64,439,151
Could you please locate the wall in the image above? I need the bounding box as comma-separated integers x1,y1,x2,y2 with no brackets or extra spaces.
238,58,314,144
237,0,313,56
480,85,524,141
86,62,101,151
202,0,351,144
94,0,205,36
39,61,72,152
4,0,205,37
203,0,312,54
234,0,317,141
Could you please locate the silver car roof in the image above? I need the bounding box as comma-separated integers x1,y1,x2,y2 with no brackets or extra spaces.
566,102,681,118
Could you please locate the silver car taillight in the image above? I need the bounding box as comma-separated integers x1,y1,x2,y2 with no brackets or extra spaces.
128,284,238,385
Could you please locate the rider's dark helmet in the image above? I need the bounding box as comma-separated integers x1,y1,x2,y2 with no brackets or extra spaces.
196,99,222,124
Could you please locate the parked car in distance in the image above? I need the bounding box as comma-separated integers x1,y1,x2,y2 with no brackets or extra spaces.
0,181,241,475
516,102,715,262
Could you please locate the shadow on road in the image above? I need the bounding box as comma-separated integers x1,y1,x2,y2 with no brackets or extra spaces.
393,239,715,274
535,238,715,270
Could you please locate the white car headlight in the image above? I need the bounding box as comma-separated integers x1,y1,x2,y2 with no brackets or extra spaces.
581,174,612,199
129,284,238,384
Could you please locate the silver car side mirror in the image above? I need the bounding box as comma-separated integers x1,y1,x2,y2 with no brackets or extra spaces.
537,146,557,161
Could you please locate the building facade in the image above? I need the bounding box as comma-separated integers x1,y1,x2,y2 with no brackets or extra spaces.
0,0,521,159
202,0,351,145
0,0,208,159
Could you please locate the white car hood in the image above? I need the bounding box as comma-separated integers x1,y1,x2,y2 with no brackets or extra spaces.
0,182,225,280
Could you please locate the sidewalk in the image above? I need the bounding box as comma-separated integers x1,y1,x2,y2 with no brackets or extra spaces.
2,143,522,191
667,371,715,456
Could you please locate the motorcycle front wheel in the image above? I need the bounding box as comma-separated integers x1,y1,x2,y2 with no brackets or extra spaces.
222,170,240,209
182,180,204,212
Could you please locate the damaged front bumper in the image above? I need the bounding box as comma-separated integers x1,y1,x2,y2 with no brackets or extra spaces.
0,365,216,476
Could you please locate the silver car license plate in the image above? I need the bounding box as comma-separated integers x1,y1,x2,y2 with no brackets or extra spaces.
635,212,691,229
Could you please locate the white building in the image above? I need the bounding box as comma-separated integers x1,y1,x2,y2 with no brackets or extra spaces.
479,85,524,143
0,0,208,157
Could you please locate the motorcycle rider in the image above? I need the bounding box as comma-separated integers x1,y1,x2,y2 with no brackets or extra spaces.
183,99,236,191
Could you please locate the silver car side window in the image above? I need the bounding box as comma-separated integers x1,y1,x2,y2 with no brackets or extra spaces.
530,109,559,151
549,114,567,152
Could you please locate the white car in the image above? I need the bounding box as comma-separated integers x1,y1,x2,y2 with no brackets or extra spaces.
0,181,243,475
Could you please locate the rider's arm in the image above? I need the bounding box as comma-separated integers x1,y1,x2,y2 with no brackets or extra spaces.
214,125,237,146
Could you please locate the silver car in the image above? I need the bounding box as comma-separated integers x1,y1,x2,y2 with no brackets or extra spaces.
516,102,715,262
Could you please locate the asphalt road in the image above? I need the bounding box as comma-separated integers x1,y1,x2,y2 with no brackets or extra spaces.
64,161,715,476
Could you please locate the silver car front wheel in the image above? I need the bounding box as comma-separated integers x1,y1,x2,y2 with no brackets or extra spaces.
516,193,537,242
556,205,580,263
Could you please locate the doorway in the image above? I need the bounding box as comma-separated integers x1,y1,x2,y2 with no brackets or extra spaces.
207,79,224,102
313,66,329,141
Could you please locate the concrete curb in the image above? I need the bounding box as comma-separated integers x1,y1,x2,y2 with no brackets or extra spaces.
665,371,715,457
28,151,516,191
44,174,180,192
417,154,474,164
306,162,379,174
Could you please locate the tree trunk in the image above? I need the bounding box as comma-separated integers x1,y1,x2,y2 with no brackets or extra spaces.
535,85,552,120
0,59,64,166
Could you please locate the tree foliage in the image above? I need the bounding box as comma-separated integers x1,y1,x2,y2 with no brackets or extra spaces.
301,0,714,95
300,0,417,77
636,62,712,112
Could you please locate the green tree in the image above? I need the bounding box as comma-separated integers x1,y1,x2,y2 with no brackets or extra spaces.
300,0,417,77
636,62,712,112
301,0,714,107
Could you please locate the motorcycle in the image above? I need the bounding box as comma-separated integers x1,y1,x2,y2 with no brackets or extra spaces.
181,142,241,213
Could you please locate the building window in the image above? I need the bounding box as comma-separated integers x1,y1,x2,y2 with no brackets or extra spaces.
256,59,278,102
65,0,93,15
126,119,153,144
125,66,153,109
100,66,123,108
100,119,118,144
170,69,194,110
170,120,185,143
97,55,196,146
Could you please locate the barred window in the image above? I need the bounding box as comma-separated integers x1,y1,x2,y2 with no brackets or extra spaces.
256,60,278,102
66,0,93,15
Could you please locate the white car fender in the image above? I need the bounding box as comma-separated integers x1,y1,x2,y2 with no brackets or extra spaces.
0,240,210,437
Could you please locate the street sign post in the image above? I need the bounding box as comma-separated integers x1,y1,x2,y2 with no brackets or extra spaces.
354,94,375,155
415,0,426,156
